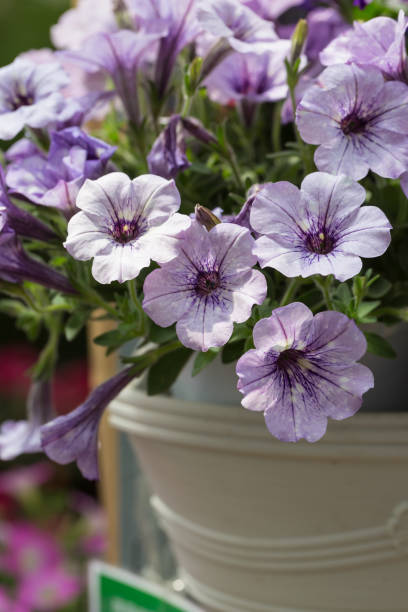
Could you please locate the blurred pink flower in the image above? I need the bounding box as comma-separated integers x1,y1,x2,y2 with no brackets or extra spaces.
0,462,54,499
0,345,36,398
0,522,62,577
17,565,81,611
0,587,29,612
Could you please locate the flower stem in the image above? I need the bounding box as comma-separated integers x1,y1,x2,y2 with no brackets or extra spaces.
314,276,334,310
127,279,146,334
280,278,301,306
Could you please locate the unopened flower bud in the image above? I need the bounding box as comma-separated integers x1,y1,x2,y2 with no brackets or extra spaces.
195,204,221,231
290,19,308,66
184,57,203,97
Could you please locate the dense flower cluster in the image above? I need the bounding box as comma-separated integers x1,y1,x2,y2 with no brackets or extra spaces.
0,0,406,479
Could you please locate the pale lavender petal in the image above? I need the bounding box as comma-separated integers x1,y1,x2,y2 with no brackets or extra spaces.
41,368,133,480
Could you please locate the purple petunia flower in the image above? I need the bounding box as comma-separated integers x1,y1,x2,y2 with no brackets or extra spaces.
64,172,189,284
0,58,70,140
41,367,135,480
236,302,374,442
320,11,408,83
242,0,304,20
0,379,54,460
143,221,267,351
205,45,290,107
0,224,76,293
17,565,81,612
0,164,56,241
198,0,279,55
147,115,191,179
51,0,118,51
251,172,391,282
127,0,201,96
296,64,408,180
61,29,166,126
6,127,116,216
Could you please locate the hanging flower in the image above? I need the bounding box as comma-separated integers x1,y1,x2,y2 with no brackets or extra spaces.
296,64,408,180
0,165,56,242
143,221,267,351
236,303,374,442
51,0,118,51
0,58,70,140
6,127,116,216
41,367,135,480
0,379,54,460
65,172,189,284
251,172,391,282
0,225,76,293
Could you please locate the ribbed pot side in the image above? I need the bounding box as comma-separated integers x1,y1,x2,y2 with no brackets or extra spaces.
109,386,408,612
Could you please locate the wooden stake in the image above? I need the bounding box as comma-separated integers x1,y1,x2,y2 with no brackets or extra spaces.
87,313,120,565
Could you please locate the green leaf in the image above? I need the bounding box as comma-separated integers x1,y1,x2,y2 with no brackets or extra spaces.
221,339,245,363
147,348,192,395
93,329,123,348
357,300,381,319
192,348,219,376
364,331,396,359
367,276,392,299
65,309,89,341
148,322,177,344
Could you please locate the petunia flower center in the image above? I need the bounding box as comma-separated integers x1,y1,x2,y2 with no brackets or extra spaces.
305,230,335,255
111,219,141,244
195,270,221,296
340,112,367,136
276,348,304,371
9,87,35,110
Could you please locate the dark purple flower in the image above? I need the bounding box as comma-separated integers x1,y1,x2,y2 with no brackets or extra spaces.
6,127,116,216
143,221,267,351
61,29,165,125
297,63,408,180
0,58,70,140
41,367,134,479
147,115,191,179
0,164,56,241
251,172,391,282
0,224,76,293
236,303,374,442
320,11,408,83
0,380,54,460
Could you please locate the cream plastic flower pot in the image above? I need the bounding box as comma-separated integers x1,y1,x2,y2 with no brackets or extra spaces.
109,356,408,612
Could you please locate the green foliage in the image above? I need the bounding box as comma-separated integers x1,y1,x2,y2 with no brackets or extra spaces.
364,331,397,359
147,348,192,395
192,348,220,376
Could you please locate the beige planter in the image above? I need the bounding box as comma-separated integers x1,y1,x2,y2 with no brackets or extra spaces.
109,379,408,612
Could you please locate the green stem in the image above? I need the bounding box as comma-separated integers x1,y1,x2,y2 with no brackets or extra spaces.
280,278,301,307
126,339,183,374
272,101,283,152
314,276,334,310
222,145,245,193
84,288,118,319
33,314,61,380
127,279,146,334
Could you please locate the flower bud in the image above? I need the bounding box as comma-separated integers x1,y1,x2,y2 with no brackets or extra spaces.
195,204,221,231
290,19,308,66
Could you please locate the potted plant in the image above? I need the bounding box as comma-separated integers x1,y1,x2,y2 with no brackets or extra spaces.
1,0,408,609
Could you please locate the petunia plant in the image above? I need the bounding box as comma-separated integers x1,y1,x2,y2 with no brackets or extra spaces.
0,0,407,480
